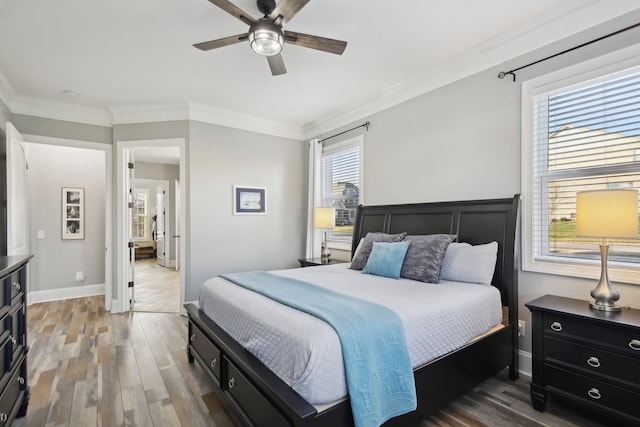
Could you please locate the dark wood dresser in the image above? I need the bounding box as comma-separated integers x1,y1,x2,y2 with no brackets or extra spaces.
0,256,32,426
526,294,640,425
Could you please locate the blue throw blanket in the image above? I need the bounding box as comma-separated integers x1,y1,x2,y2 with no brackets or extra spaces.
220,271,417,427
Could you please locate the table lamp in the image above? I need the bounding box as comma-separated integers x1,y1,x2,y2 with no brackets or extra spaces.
315,207,335,262
576,189,638,312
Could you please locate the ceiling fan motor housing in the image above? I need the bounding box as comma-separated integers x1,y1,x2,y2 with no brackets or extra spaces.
257,0,276,16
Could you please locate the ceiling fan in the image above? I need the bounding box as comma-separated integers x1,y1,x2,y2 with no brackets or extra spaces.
194,0,347,76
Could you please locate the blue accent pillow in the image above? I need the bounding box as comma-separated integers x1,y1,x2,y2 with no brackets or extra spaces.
362,240,411,279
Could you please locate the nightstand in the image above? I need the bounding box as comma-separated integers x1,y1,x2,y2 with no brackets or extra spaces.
297,258,347,267
526,295,640,425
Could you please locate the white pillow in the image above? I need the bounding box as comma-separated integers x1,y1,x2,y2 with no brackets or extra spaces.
440,241,498,285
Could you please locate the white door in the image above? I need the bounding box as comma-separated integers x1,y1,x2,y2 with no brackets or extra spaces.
174,180,180,271
156,184,166,267
6,123,29,256
126,150,136,309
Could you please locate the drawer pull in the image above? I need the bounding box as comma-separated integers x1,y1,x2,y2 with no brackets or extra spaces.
190,334,195,342
18,376,24,385
9,335,16,345
587,388,601,400
550,322,563,332
210,358,217,368
0,413,6,422
228,378,236,389
13,282,21,291
630,339,640,351
587,357,600,368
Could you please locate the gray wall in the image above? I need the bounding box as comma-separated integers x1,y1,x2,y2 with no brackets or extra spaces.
314,12,640,354
187,120,306,301
27,143,106,291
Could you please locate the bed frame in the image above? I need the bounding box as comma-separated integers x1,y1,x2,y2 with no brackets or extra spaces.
185,195,520,427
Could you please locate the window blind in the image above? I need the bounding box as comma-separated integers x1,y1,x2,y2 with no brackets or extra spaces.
321,144,361,241
532,69,640,264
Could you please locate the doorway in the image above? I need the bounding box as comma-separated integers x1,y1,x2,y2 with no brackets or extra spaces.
115,138,186,314
131,177,178,313
7,127,112,308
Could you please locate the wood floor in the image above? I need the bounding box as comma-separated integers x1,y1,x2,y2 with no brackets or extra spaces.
132,258,180,313
14,295,612,427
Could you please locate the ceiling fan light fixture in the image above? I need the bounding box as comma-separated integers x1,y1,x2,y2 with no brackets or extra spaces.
249,19,283,56
249,28,283,56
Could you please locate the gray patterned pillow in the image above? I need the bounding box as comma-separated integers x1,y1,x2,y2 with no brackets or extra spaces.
350,232,407,270
400,234,456,283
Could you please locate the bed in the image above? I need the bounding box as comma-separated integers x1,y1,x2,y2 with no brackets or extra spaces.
185,195,520,426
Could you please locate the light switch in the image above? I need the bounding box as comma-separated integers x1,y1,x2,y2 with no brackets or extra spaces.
37,230,45,239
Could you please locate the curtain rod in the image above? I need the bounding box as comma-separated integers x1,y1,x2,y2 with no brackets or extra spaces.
319,121,370,143
498,22,640,82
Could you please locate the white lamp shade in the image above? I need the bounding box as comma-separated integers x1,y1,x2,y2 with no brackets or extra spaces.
576,189,638,239
315,207,336,229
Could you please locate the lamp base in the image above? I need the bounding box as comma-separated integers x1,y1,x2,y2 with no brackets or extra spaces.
320,247,331,262
589,242,622,313
321,230,331,262
589,301,622,312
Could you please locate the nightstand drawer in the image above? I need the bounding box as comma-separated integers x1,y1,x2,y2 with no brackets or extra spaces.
546,365,640,419
543,313,640,355
545,336,640,387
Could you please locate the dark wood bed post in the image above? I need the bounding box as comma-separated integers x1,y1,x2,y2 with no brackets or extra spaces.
506,194,520,380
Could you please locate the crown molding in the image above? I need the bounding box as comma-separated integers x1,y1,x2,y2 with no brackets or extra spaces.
109,103,190,125
111,102,304,140
302,0,640,139
187,102,303,140
11,95,112,127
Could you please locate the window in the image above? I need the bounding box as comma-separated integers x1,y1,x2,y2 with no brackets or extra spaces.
132,189,149,241
522,45,640,283
320,136,363,243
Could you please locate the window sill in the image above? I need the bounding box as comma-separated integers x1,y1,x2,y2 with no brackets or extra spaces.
327,240,352,253
523,256,640,285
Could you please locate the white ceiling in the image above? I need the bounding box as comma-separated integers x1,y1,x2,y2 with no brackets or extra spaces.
1,0,639,139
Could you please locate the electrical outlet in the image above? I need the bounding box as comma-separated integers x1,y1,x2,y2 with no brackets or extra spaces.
518,320,526,337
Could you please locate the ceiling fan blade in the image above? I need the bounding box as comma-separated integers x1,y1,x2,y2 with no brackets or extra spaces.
193,33,249,51
284,31,347,55
268,0,310,25
267,54,287,76
207,0,256,26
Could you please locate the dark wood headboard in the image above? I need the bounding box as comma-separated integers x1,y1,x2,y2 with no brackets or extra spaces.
351,195,520,311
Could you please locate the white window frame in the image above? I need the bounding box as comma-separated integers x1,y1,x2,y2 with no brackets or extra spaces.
521,43,640,285
132,188,150,241
321,135,364,252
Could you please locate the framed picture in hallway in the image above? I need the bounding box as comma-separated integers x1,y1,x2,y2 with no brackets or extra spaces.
233,185,266,215
62,187,85,240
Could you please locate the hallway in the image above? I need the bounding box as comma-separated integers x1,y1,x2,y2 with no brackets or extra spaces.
132,258,180,313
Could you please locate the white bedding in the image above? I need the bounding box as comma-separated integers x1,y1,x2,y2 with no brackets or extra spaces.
198,263,503,405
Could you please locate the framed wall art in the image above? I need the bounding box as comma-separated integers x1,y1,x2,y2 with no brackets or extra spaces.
62,187,85,239
233,185,266,215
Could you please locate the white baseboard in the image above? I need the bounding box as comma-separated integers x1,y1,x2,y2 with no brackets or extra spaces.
28,283,105,305
519,349,532,378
